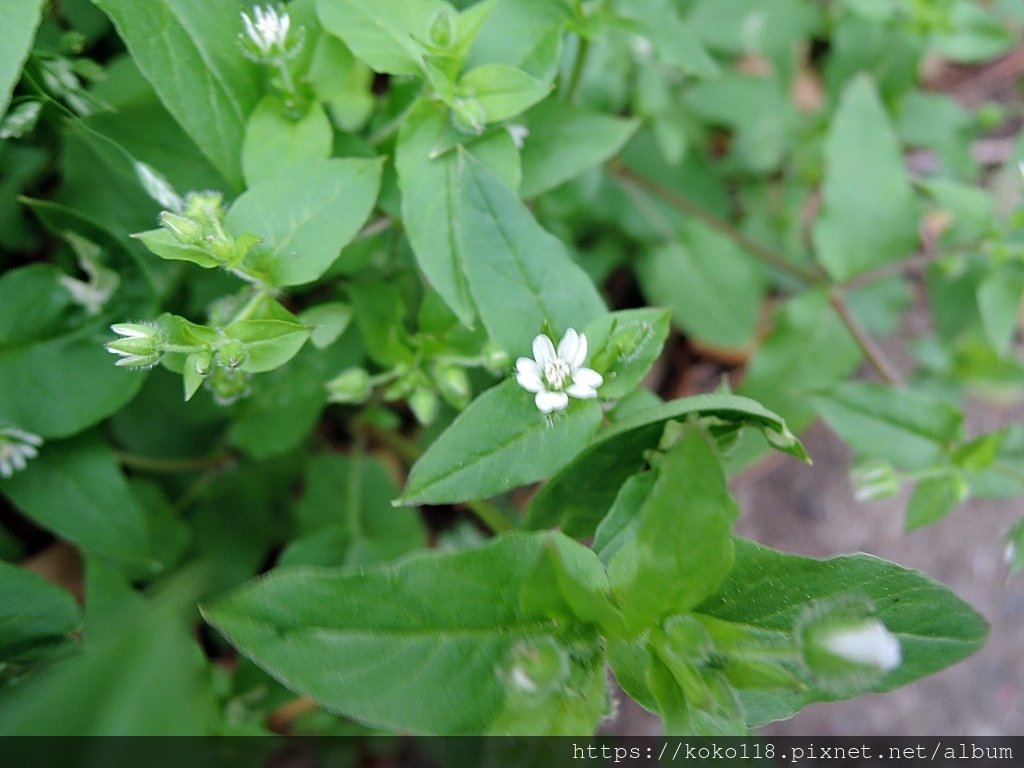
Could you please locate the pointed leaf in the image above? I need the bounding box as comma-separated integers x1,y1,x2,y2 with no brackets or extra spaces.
813,74,919,279
525,394,806,535
399,379,602,506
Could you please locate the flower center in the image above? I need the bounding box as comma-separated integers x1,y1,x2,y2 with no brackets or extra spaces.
543,358,571,390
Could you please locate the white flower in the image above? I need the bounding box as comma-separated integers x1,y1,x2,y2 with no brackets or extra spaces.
0,427,43,479
819,619,902,672
515,328,603,414
241,5,291,56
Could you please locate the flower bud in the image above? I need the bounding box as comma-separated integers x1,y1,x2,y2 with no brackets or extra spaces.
204,367,251,406
451,97,487,136
499,637,570,698
106,322,166,369
326,367,372,405
183,191,225,226
0,426,43,479
851,458,901,502
433,361,471,409
482,342,510,374
409,386,439,426
427,8,456,49
216,340,248,370
159,211,203,245
798,600,901,692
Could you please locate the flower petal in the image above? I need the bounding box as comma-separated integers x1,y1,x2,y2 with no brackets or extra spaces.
516,357,541,377
516,370,545,393
535,390,569,413
572,333,589,369
557,328,580,365
572,366,603,389
533,334,556,367
566,383,598,399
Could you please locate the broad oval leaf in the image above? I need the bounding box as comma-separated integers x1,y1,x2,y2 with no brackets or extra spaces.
316,0,442,75
812,74,919,280
459,64,551,123
812,381,963,471
696,538,989,726
242,97,333,187
225,157,383,287
0,435,155,578
93,0,262,189
0,0,44,119
202,532,605,735
524,394,807,536
0,560,80,665
399,378,602,506
521,101,640,197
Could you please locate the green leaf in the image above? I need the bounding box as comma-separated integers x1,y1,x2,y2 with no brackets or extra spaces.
928,1,1014,63
242,98,333,187
905,474,967,531
134,228,222,269
525,394,806,536
608,425,739,634
203,532,604,735
300,302,353,349
399,379,602,506
398,104,604,349
638,222,765,350
582,307,671,400
0,435,155,578
396,101,522,328
812,74,919,280
813,382,963,470
0,0,44,119
316,0,443,75
697,538,988,726
225,157,383,287
0,265,147,439
0,572,217,735
224,319,311,373
977,272,1024,355
92,0,261,189
520,101,639,198
278,453,426,569
0,560,80,666
458,64,550,123
457,149,606,352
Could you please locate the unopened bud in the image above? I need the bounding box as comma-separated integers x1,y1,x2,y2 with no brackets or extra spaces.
204,367,251,406
159,211,203,245
216,340,248,369
451,97,487,136
183,191,224,226
798,600,901,692
482,342,510,374
409,386,439,426
105,322,165,369
499,637,569,698
428,8,456,49
326,367,371,405
851,458,901,502
433,361,471,409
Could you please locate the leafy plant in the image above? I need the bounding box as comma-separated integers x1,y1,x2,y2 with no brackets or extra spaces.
0,0,1020,736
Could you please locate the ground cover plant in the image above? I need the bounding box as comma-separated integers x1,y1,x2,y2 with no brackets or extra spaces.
0,0,1022,737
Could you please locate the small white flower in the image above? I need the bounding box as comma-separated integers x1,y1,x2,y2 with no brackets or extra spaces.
629,35,654,63
241,5,291,56
0,427,43,479
516,328,603,414
819,619,902,672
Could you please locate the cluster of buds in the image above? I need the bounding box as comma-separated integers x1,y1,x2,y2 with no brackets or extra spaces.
158,190,263,270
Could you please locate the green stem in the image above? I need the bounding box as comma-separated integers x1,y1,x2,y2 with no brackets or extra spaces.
232,290,270,323
829,289,904,387
116,450,233,474
564,35,591,104
610,162,823,285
